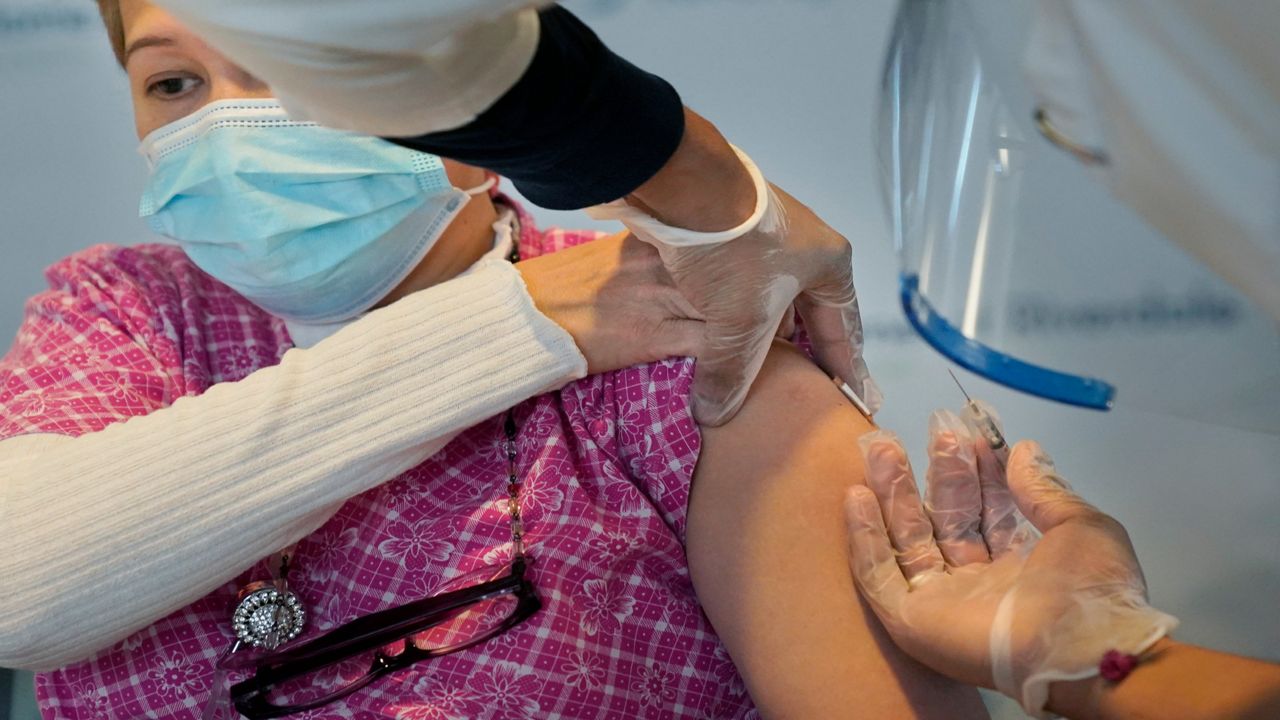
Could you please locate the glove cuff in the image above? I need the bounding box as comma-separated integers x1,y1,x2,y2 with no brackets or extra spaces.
991,587,1180,719
585,145,778,247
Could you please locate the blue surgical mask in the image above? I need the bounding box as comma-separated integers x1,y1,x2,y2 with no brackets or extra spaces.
138,99,490,324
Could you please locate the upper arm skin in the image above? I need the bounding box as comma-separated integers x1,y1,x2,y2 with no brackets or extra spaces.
687,340,987,719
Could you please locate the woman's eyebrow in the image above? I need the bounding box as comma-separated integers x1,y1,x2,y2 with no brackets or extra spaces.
124,36,176,64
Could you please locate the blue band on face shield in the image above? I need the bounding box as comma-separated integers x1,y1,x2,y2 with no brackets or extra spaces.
138,99,469,323
901,273,1116,409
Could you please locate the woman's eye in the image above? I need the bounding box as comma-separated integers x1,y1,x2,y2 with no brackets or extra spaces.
147,75,201,99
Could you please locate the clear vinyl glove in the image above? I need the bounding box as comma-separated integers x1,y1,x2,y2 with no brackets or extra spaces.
845,410,1178,718
587,146,880,425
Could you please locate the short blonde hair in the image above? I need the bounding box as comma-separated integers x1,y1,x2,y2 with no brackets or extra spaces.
96,0,126,66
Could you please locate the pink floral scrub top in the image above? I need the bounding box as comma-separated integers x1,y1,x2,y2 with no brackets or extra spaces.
0,201,757,719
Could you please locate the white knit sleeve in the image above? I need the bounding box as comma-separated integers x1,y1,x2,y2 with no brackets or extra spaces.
155,0,551,138
0,259,586,670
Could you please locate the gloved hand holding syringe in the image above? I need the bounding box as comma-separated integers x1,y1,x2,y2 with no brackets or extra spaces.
947,368,1009,471
842,376,1178,718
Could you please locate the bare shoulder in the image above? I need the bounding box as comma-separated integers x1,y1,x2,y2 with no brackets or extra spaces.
713,341,875,439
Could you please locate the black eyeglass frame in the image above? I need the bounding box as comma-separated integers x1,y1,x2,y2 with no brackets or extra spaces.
230,557,540,719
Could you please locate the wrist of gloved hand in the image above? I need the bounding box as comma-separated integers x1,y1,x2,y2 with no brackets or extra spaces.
586,145,780,247
589,143,877,424
983,444,1182,720
994,583,1178,718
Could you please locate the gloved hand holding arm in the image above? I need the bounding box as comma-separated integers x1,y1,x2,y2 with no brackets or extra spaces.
845,410,1280,719
590,116,880,425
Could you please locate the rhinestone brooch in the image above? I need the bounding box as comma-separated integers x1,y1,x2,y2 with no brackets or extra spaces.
231,582,305,650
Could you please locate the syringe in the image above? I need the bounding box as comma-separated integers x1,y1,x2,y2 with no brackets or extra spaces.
947,369,1009,468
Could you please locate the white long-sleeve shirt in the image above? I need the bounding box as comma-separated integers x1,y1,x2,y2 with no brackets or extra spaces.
0,257,586,670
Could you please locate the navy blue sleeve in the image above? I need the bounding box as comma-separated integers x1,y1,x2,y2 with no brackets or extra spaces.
385,5,685,211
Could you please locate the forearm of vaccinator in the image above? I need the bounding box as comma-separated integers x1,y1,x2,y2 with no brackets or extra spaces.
1048,638,1280,720
624,108,757,233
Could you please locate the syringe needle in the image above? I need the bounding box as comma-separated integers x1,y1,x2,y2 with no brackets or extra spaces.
947,368,974,405
947,369,1009,456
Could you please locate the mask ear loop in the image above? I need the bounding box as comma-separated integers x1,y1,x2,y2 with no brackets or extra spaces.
464,175,498,197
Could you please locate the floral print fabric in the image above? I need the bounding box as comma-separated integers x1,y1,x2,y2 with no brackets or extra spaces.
1,201,755,719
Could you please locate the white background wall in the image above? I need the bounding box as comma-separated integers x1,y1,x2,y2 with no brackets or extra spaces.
2,1,1276,718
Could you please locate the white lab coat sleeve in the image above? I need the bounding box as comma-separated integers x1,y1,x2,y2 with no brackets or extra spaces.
154,0,554,137
0,259,586,670
1027,0,1280,320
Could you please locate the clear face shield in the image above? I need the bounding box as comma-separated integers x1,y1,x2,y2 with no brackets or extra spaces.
878,0,1280,433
